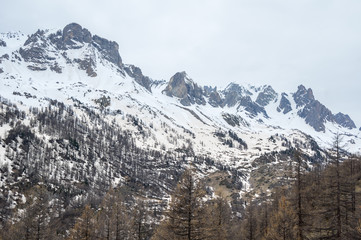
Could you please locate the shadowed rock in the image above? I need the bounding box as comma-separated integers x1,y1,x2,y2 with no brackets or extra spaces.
92,35,122,67
334,113,356,129
124,65,151,92
293,85,356,132
277,93,292,114
0,39,6,47
256,85,278,106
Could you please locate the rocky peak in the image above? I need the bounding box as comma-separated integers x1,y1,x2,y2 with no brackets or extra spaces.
224,83,252,97
293,85,315,107
291,85,356,132
255,85,278,106
164,71,188,99
163,72,205,106
222,83,252,107
62,23,92,47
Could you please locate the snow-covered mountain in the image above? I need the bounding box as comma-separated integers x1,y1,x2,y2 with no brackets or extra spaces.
0,23,360,210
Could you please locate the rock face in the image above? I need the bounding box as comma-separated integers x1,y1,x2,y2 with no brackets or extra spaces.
163,72,206,106
20,30,51,64
239,96,269,118
277,93,292,114
18,23,128,78
293,85,314,108
334,113,356,129
256,85,278,106
293,85,356,132
124,65,152,92
208,91,222,107
62,23,92,47
222,83,252,107
92,35,122,68
298,100,333,132
222,83,268,118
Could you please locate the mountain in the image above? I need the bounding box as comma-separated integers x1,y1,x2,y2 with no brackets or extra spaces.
0,23,360,220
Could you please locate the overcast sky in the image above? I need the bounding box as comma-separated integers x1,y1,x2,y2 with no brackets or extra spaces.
1,0,361,126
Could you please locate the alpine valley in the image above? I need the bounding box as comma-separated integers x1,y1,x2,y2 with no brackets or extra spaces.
0,23,360,237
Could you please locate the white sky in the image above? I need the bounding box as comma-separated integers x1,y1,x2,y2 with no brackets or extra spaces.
1,0,361,127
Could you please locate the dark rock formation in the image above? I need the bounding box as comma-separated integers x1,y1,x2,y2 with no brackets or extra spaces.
298,100,333,132
208,91,222,107
0,40,6,47
124,65,152,92
221,83,267,118
222,113,250,127
19,47,48,63
238,96,269,118
222,83,253,107
50,62,62,73
163,72,206,106
293,85,356,131
74,58,97,77
20,30,55,66
92,35,122,67
256,85,278,106
1,54,9,60
277,93,292,114
293,85,314,107
203,86,217,96
334,113,356,129
62,23,92,46
27,65,47,71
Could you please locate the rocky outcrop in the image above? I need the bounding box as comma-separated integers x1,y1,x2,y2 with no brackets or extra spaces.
92,35,122,68
298,100,333,132
62,23,92,47
293,85,314,108
239,96,269,118
0,40,6,47
222,83,267,118
74,58,97,77
208,91,222,107
334,113,356,129
163,72,206,106
277,93,292,114
19,23,126,76
256,85,278,106
124,65,152,92
222,83,252,107
293,85,356,132
49,23,92,50
20,30,53,65
19,46,48,64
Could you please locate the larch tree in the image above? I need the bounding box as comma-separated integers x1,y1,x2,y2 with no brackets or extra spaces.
153,166,207,240
265,195,297,240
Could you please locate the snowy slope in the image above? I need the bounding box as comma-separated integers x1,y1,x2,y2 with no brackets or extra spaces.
0,23,360,201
